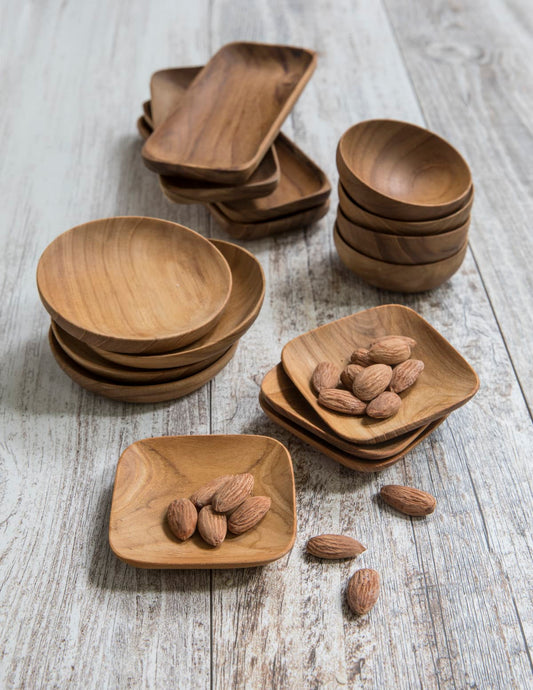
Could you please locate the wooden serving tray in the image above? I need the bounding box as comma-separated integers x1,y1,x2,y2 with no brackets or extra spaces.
109,434,296,568
281,304,479,444
142,42,316,183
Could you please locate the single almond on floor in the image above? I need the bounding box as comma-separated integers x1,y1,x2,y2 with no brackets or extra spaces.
390,359,424,393
312,361,341,393
212,473,254,513
340,364,364,390
307,534,366,559
346,568,380,615
353,364,392,401
380,485,436,516
350,348,373,367
370,335,417,349
166,498,198,541
228,496,271,534
366,391,402,419
189,474,234,509
368,337,411,365
197,505,227,546
318,388,367,415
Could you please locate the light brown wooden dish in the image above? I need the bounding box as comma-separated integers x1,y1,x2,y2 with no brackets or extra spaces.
142,42,316,182
336,207,470,265
137,116,152,140
334,223,468,293
49,329,238,403
338,183,474,236
51,322,224,384
259,394,446,473
91,240,264,369
109,434,296,568
37,216,232,354
150,67,202,128
207,199,330,240
337,120,472,221
261,363,433,459
281,304,479,444
218,132,330,221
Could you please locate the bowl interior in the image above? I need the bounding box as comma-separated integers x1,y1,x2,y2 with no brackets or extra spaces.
109,435,296,568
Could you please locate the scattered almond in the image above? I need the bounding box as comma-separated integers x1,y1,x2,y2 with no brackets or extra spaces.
228,496,271,534
346,569,380,615
312,361,341,393
353,364,392,401
368,337,411,365
307,534,366,559
390,359,424,393
340,364,364,390
318,388,367,415
212,473,254,513
189,475,233,509
166,498,198,541
197,505,227,546
366,391,402,419
350,348,373,367
370,335,416,349
380,485,436,516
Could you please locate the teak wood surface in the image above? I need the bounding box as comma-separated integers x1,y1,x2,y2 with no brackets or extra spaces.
1,1,532,688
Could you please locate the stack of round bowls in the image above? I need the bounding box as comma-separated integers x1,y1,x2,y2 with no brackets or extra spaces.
334,120,473,292
36,217,265,403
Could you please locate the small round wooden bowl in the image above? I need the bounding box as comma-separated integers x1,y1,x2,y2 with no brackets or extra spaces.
334,224,467,292
338,182,474,236
336,207,470,265
336,120,472,221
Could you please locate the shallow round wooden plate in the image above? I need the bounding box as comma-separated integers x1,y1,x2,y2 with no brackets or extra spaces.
91,240,264,369
334,223,468,293
49,329,238,403
37,216,232,354
338,182,474,236
109,434,296,568
336,207,469,265
337,120,472,221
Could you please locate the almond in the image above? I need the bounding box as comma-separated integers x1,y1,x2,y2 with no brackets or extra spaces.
307,534,366,559
197,505,227,546
352,364,392,401
340,364,364,390
350,348,373,367
189,475,233,509
166,498,198,541
366,391,402,419
368,337,411,365
312,361,341,393
211,473,254,513
380,485,436,516
390,359,424,393
228,496,271,534
346,568,380,615
369,335,417,349
318,388,367,415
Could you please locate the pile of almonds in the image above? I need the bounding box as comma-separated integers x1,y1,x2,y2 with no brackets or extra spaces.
312,335,424,419
166,473,271,547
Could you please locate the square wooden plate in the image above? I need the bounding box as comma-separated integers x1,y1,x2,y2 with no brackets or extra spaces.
281,304,479,444
109,435,296,569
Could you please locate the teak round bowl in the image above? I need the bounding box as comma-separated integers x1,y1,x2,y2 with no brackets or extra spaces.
338,183,474,236
336,207,470,265
336,120,472,221
37,217,232,354
334,224,467,292
91,240,265,369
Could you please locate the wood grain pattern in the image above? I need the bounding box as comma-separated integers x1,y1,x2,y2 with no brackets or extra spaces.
37,216,232,353
337,119,472,220
337,206,470,264
335,223,468,292
109,435,296,568
142,42,317,182
281,304,479,443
